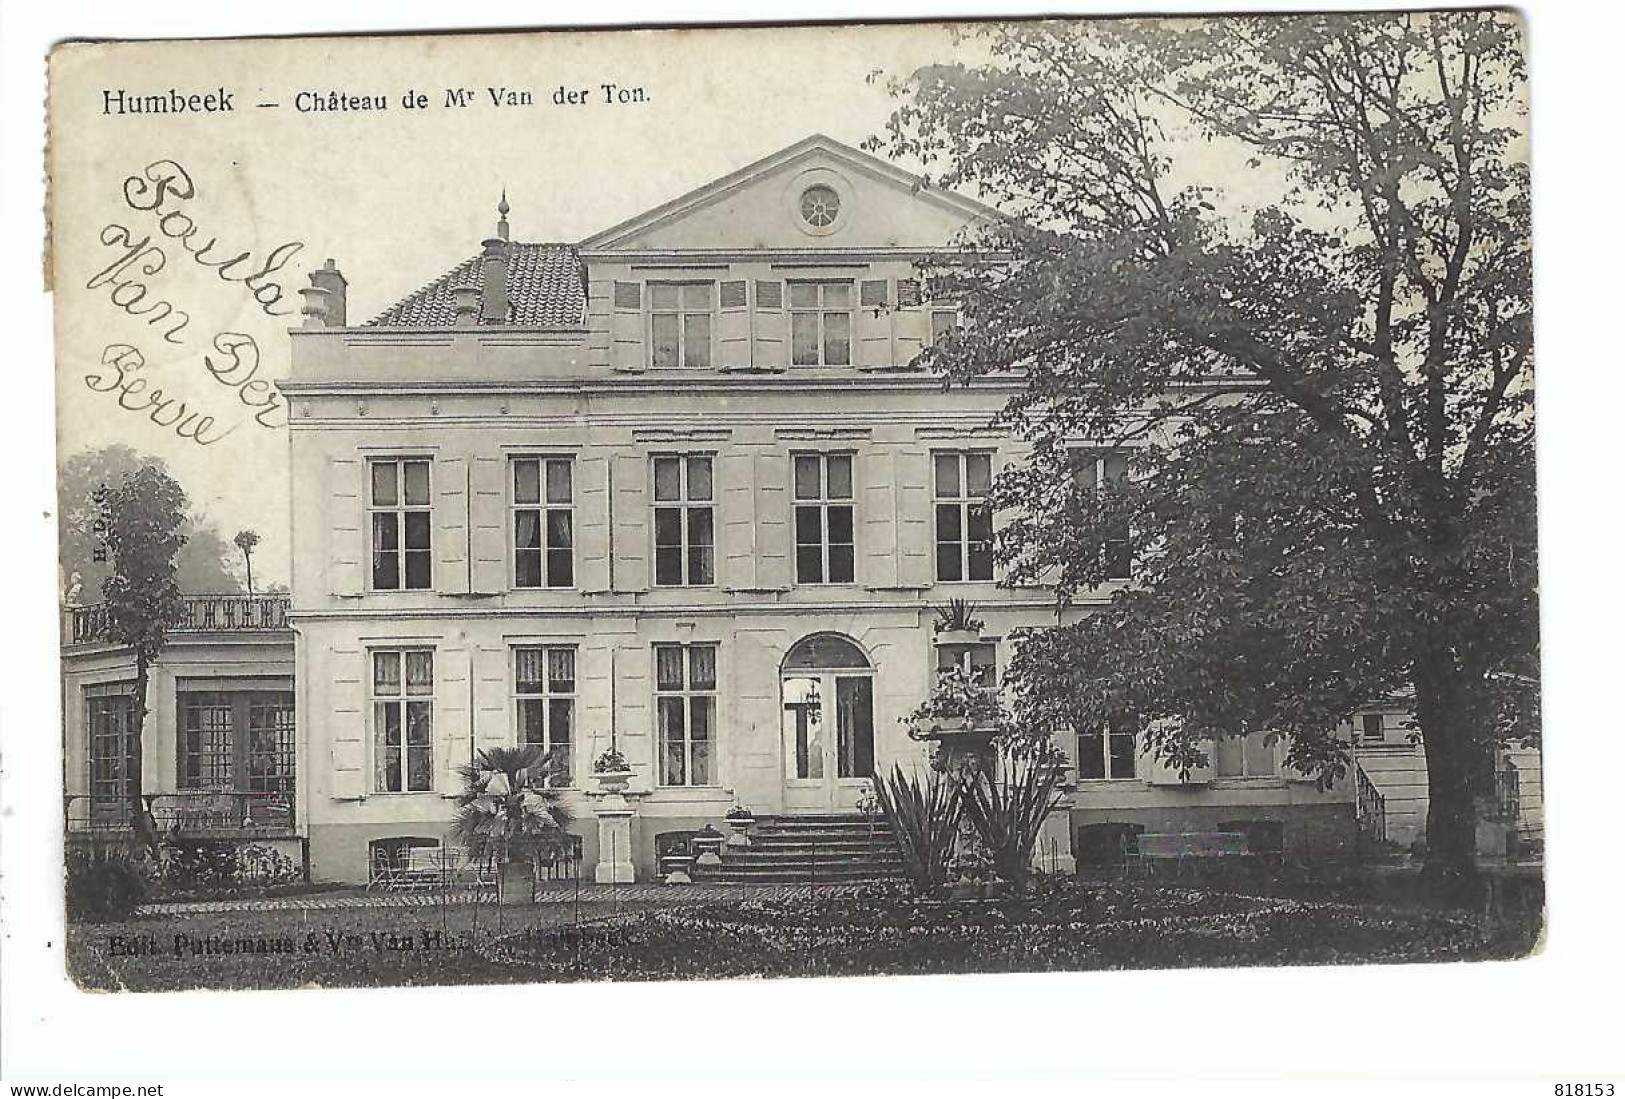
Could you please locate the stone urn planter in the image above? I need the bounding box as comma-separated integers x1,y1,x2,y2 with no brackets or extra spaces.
724,812,756,849
693,825,726,869
934,628,982,647
592,769,635,795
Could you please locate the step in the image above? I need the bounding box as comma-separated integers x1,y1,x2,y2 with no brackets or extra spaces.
721,851,910,864
693,867,901,883
744,841,896,856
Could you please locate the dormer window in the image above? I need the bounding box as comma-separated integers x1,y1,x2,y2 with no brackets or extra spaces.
799,185,841,227
649,282,714,369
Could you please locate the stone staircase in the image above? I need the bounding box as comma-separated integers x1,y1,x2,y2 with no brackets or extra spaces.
692,814,903,884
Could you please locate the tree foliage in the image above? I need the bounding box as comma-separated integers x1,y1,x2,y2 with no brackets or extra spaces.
874,12,1535,885
59,445,245,597
92,464,191,848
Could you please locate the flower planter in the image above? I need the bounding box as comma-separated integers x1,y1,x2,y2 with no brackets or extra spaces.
725,817,755,849
935,628,981,646
592,769,635,794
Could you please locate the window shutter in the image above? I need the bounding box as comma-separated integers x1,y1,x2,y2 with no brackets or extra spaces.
894,447,932,587
327,456,364,597
860,447,899,588
469,455,506,594
611,281,645,372
894,278,929,368
754,450,791,589
435,455,469,595
856,279,892,370
328,646,365,800
1141,725,1215,786
576,453,611,593
611,453,649,592
718,450,756,589
751,279,787,370
718,279,750,369
472,644,509,755
438,643,471,796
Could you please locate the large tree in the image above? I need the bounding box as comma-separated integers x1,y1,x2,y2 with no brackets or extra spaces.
59,445,244,597
92,465,190,850
876,12,1535,897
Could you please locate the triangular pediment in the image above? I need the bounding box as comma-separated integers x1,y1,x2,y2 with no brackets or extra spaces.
580,134,1001,253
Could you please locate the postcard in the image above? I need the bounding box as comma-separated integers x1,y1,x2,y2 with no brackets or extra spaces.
46,12,1540,994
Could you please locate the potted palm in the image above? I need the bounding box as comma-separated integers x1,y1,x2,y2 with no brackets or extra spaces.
450,745,573,906
932,599,985,646
591,745,634,794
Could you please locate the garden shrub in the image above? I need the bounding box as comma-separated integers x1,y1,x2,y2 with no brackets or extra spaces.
65,846,150,923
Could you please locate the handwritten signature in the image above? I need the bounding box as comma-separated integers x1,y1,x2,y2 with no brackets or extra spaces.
80,158,304,447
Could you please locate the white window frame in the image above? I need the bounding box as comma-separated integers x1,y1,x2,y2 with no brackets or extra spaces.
789,280,854,367
792,452,857,585
654,642,719,788
370,648,435,794
510,456,576,590
513,645,577,788
932,450,996,583
651,454,716,587
367,457,433,592
1070,449,1132,581
1359,713,1389,746
1215,731,1280,780
648,281,715,369
1076,720,1137,782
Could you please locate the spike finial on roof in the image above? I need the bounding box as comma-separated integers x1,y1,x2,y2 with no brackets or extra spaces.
497,190,510,241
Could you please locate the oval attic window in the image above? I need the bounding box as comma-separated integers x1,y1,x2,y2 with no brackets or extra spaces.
799,184,842,228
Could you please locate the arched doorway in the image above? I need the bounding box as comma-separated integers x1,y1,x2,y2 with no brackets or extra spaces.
781,633,875,813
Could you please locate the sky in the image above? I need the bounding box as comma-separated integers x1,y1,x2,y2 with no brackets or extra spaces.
50,22,973,589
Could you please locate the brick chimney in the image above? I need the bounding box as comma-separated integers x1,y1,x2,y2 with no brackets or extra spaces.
479,192,511,324
310,258,348,326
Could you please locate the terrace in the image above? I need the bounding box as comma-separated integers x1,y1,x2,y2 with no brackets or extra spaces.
67,594,291,645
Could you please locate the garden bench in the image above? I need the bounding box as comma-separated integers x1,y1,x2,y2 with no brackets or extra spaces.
1134,832,1251,878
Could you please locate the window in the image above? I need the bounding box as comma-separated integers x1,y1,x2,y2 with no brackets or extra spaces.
515,647,576,787
512,457,574,589
1216,731,1278,778
369,458,432,591
180,692,235,789
1070,450,1132,580
799,185,841,227
652,455,715,586
790,281,852,366
793,453,855,584
650,282,713,369
372,650,434,793
246,694,297,795
930,308,958,343
1360,713,1385,744
177,690,297,793
1078,719,1137,781
933,451,994,581
655,643,717,786
86,689,137,810
936,641,997,689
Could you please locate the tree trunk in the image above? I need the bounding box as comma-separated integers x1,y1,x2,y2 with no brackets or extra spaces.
1413,648,1493,907
127,657,158,854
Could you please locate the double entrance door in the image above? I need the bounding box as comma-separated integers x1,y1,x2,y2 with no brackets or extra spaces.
781,671,875,813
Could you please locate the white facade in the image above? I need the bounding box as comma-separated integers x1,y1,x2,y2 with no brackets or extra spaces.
267,136,1359,883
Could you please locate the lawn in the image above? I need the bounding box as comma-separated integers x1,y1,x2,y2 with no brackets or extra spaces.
66,881,1541,992
492,882,1539,982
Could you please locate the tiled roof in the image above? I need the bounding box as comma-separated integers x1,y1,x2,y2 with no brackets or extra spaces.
366,243,585,328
